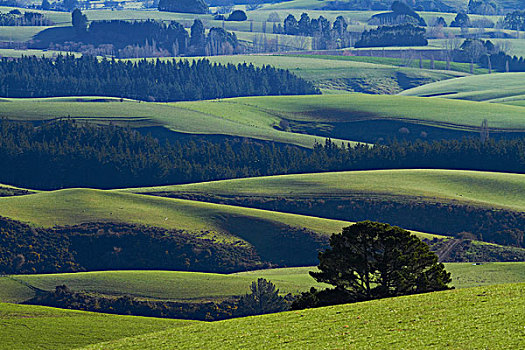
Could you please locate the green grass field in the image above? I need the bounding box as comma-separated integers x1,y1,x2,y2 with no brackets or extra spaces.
4,263,524,304
3,93,525,149
129,169,525,212
0,97,355,148
401,72,525,105
3,268,328,303
82,283,525,349
0,302,196,350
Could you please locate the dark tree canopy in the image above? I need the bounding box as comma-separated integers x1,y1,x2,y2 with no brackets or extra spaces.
158,0,208,14
450,12,470,27
355,24,428,48
293,221,451,309
227,10,247,21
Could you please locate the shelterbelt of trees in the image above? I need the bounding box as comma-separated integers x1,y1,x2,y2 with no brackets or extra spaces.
2,120,525,190
0,55,319,101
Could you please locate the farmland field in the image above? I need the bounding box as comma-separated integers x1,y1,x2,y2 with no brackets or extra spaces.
83,283,525,349
3,263,524,304
0,302,195,350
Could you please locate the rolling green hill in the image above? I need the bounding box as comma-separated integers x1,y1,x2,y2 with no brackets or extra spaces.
0,302,195,350
0,188,354,245
400,73,525,105
3,93,525,148
0,97,353,148
82,283,525,349
3,263,524,304
127,169,525,212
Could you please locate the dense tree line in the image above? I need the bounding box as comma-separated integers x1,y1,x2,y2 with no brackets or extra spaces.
0,10,53,26
0,55,318,101
273,13,355,49
0,218,268,275
27,279,291,321
2,120,525,190
355,24,428,48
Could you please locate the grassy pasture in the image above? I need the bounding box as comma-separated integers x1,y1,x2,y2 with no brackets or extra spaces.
290,53,485,75
401,72,525,104
0,302,195,350
6,268,328,303
225,94,525,130
128,169,525,212
0,97,353,148
4,94,525,147
0,25,52,41
83,283,525,350
5,263,524,304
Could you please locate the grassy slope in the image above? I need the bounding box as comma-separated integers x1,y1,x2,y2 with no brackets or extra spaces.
225,94,525,130
127,169,525,212
83,283,525,350
5,263,524,304
3,94,525,147
400,72,525,104
7,268,328,302
0,302,195,350
0,97,353,149
0,188,353,242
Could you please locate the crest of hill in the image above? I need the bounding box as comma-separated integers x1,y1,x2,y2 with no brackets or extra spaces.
81,283,525,350
400,72,525,104
127,169,525,212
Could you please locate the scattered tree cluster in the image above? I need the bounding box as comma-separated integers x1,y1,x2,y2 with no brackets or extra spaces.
355,24,428,48
503,10,525,31
452,38,525,72
34,14,242,58
467,0,498,15
0,9,53,26
273,13,354,49
292,222,452,309
0,55,318,101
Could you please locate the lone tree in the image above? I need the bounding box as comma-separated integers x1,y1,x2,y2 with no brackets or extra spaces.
71,9,88,35
293,221,451,309
234,278,290,316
